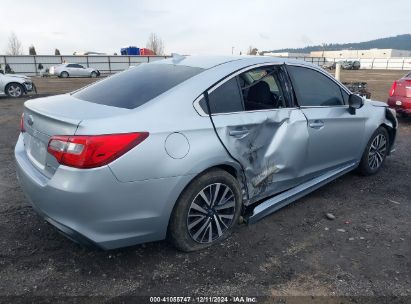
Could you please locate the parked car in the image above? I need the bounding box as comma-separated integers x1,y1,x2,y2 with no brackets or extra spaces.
49,63,100,78
387,71,411,117
0,71,34,98
340,60,361,70
15,56,397,251
322,61,336,70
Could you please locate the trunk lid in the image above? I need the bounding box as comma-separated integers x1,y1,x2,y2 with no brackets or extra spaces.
22,94,130,177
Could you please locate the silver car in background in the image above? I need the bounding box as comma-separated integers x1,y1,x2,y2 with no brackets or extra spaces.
49,63,100,78
0,72,34,98
15,56,397,251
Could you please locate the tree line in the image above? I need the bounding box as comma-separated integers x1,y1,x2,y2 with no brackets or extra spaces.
4,32,165,56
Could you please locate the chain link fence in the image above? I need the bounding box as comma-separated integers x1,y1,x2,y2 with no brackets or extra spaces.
0,55,170,76
1,55,410,76
285,57,411,70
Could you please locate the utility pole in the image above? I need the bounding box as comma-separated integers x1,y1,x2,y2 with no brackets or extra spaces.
231,46,234,55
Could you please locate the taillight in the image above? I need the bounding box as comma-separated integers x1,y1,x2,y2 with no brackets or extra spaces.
47,132,149,169
389,81,397,97
20,113,25,133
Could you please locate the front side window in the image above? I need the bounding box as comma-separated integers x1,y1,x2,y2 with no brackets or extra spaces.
74,64,204,109
287,65,344,107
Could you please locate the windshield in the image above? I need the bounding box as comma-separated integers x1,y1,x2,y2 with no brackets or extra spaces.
73,63,204,109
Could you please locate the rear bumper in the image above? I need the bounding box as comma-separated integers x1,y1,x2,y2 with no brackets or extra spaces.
15,135,194,249
387,96,411,115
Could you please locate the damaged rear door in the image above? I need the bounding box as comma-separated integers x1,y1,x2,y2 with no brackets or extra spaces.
199,64,310,204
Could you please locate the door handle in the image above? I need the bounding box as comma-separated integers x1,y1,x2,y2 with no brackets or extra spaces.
309,120,324,129
229,129,249,137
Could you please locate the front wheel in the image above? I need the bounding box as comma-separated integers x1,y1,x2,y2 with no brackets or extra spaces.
358,127,389,175
168,169,242,252
90,71,97,78
5,83,24,98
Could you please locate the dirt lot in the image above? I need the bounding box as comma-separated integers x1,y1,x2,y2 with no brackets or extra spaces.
0,71,410,303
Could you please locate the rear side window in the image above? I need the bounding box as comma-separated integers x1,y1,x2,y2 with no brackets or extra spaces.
287,66,344,106
73,64,204,109
200,77,243,114
239,66,288,110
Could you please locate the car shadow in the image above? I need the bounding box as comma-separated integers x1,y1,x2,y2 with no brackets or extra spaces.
397,116,411,124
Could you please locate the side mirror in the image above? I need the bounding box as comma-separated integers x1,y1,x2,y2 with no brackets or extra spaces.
348,94,364,114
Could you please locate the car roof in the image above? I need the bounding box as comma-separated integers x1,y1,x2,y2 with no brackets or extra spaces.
154,55,291,70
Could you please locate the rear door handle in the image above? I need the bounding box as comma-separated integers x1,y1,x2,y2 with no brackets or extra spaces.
309,120,324,129
229,129,249,137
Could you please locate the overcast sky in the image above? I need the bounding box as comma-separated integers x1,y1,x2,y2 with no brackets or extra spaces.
0,0,409,55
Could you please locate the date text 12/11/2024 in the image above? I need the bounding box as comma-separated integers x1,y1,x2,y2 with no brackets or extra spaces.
149,296,258,303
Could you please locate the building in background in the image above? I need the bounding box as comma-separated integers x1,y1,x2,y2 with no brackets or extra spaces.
310,49,411,58
263,52,310,58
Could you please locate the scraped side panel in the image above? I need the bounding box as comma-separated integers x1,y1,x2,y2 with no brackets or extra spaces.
211,109,309,203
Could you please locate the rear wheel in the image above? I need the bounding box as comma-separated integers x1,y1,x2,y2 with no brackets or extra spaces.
168,169,242,252
60,71,69,78
358,127,389,175
5,83,24,98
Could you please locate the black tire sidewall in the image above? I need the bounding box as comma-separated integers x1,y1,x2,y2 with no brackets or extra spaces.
60,71,69,78
168,169,242,252
358,127,389,175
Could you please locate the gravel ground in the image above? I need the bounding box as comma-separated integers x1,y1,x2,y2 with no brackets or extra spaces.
0,71,410,303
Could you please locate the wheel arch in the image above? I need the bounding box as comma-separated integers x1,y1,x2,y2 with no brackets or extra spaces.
5,82,25,94
381,108,397,155
166,162,247,234
380,123,396,155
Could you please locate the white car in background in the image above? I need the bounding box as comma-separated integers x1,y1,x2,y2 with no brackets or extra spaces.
0,72,34,98
49,63,100,78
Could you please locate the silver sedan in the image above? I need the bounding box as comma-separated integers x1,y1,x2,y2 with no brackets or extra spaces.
15,56,397,251
49,63,100,78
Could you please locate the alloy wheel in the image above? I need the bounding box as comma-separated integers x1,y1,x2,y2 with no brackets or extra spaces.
368,133,387,170
187,183,236,244
7,84,22,97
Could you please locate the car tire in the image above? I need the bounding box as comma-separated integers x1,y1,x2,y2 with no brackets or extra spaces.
358,127,389,176
168,168,242,252
90,71,97,78
5,83,24,98
60,71,69,78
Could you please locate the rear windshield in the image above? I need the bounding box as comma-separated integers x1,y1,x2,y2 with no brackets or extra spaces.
73,64,204,109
